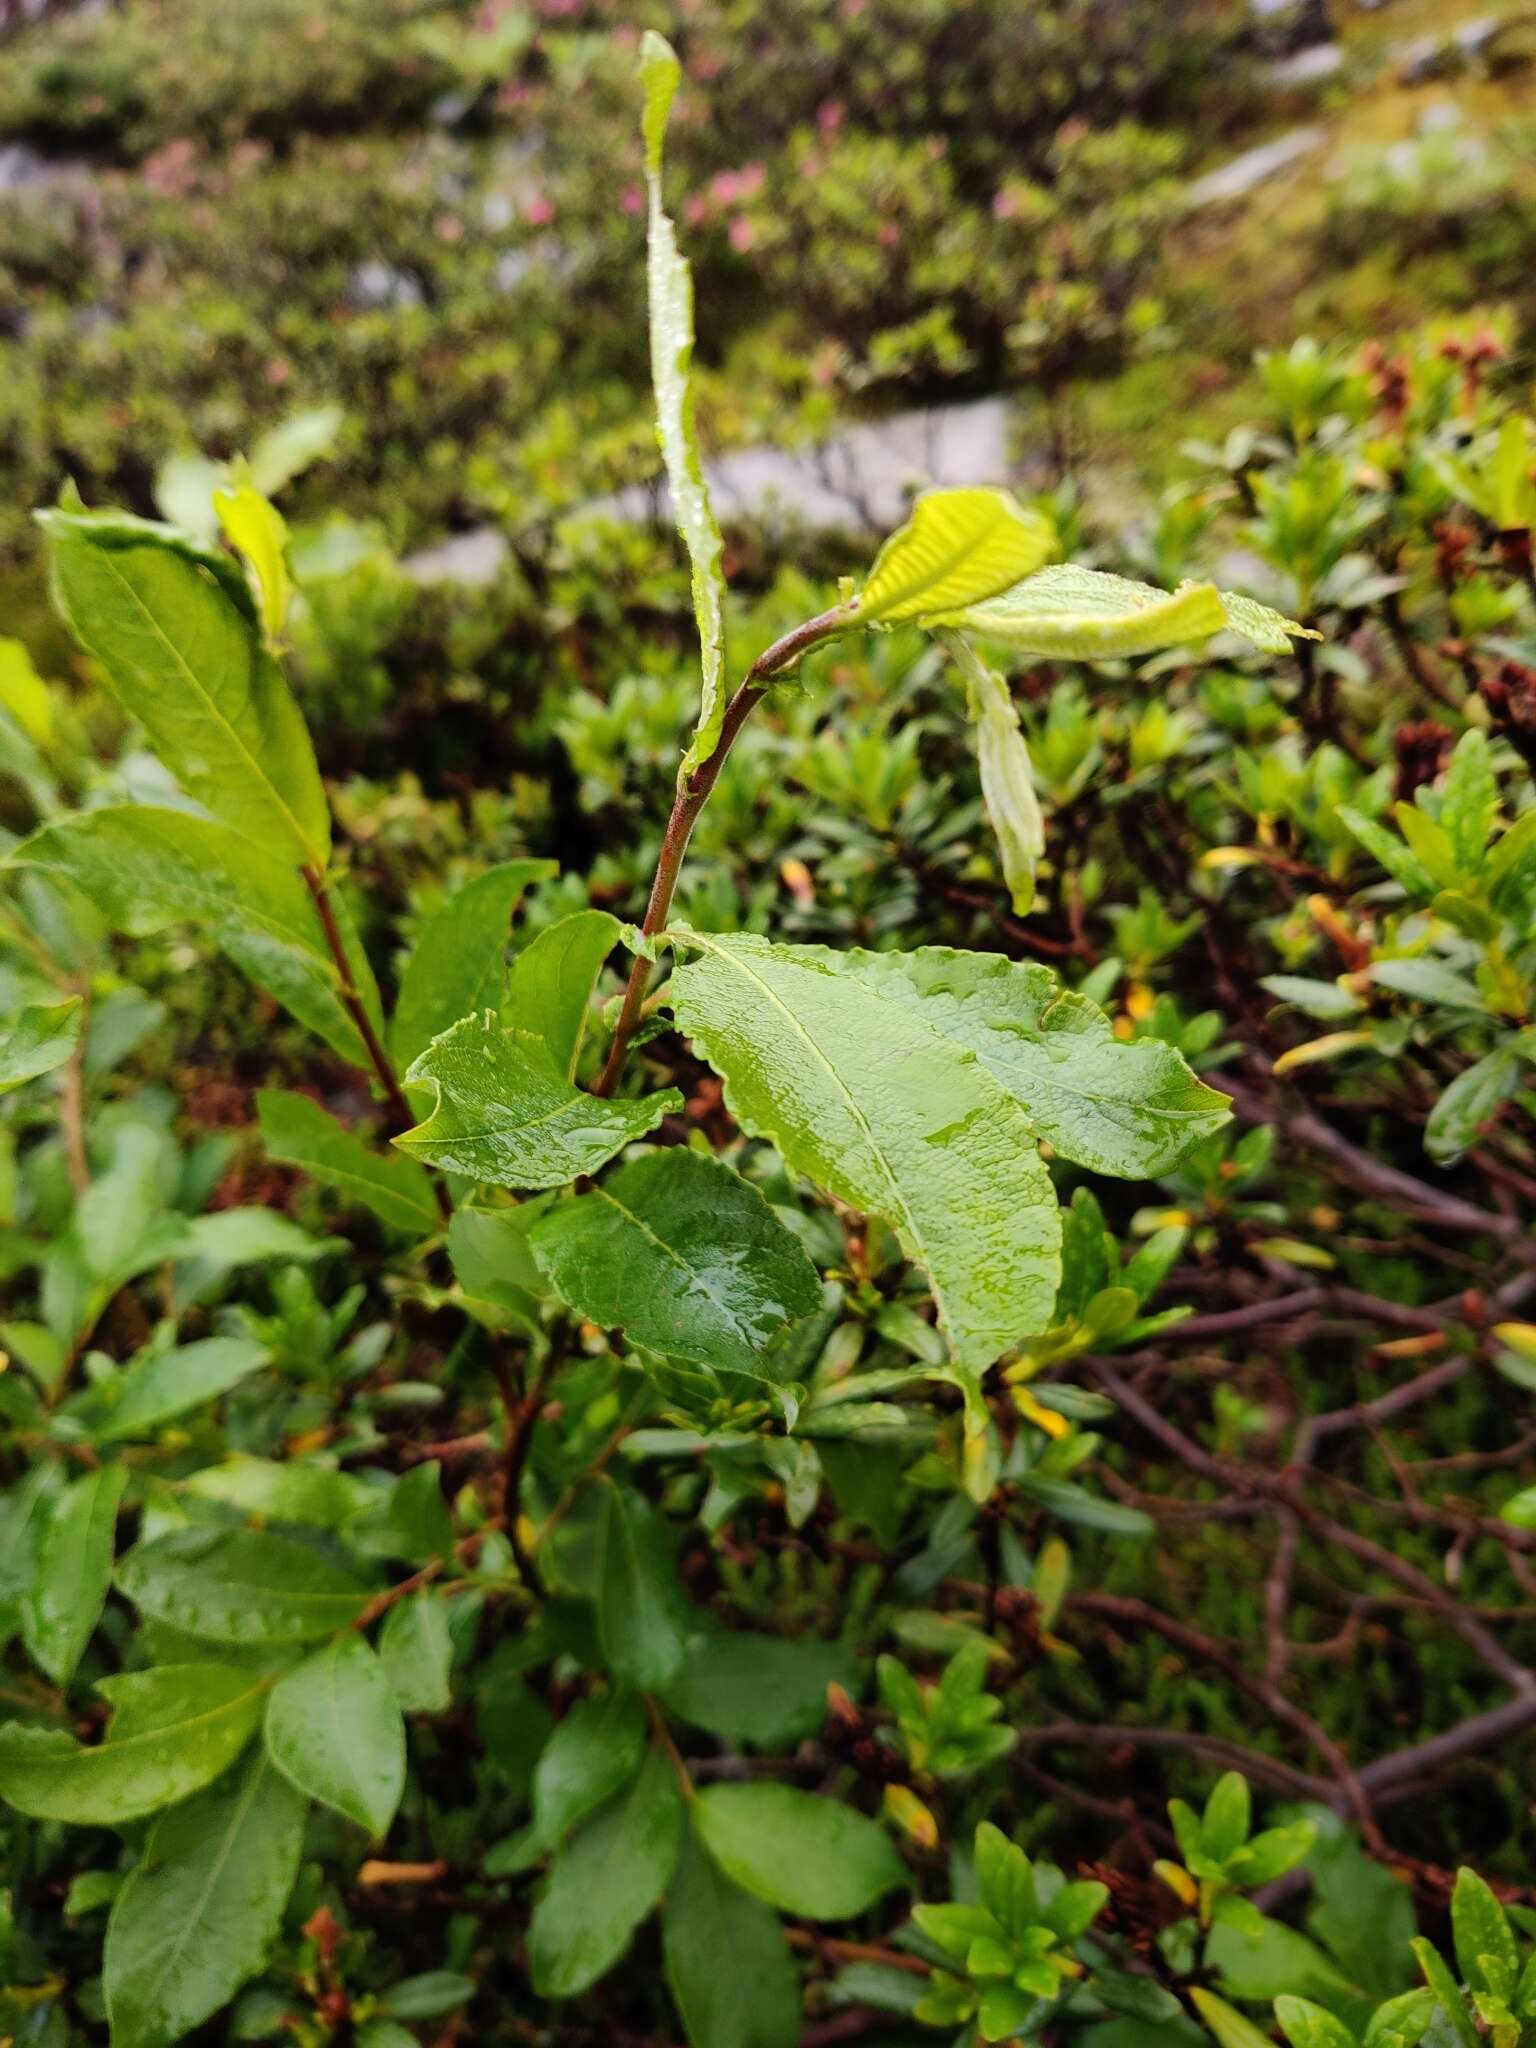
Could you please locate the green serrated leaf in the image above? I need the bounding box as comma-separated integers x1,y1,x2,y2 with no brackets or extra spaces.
0,1664,264,1823
663,1819,801,2048
264,1634,404,1836
389,859,556,1074
660,1632,856,1747
258,1089,439,1236
117,1527,370,1644
397,1012,679,1188
21,1462,128,1685
104,1749,305,2048
931,563,1311,659
41,509,329,868
693,1782,907,1920
529,1148,820,1376
506,907,621,1079
668,930,1061,1394
9,805,381,1069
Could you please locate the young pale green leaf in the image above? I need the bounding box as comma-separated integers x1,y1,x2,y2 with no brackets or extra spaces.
664,1820,802,2048
104,1749,306,2048
692,1783,907,1920
389,858,556,1073
41,507,329,867
214,480,292,650
1202,1771,1252,1862
1451,1868,1519,1997
529,1148,821,1377
378,1590,453,1715
660,1632,856,1747
10,805,382,1068
0,997,82,1093
943,632,1044,913
809,944,1231,1177
0,1664,265,1823
117,1527,370,1644
0,633,53,744
264,1634,405,1836
397,1012,679,1188
257,1088,439,1236
1440,730,1497,875
637,33,728,782
855,489,1055,627
21,1462,127,1684
930,563,1311,659
249,403,346,494
505,907,621,1079
528,1747,684,1998
667,930,1061,1395
598,1483,692,1690
90,1336,270,1443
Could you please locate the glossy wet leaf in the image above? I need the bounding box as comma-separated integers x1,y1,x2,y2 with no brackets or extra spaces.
214,480,292,650
258,1088,439,1235
529,1148,820,1376
378,1590,452,1714
664,1821,801,2048
41,506,329,867
531,1687,648,1845
0,1664,265,1823
944,631,1044,912
397,1011,679,1188
104,1750,306,2048
693,1782,907,1920
10,805,381,1068
389,858,555,1073
855,488,1055,627
668,930,1062,1390
505,907,621,1078
21,1462,127,1684
528,1747,684,1998
0,998,82,1093
117,1527,370,1644
264,1634,405,1835
931,563,1311,658
638,32,728,781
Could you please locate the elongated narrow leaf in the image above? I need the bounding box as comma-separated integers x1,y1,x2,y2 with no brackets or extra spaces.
104,1750,306,2048
21,1462,127,1684
10,806,382,1068
258,1089,438,1235
506,907,621,1079
638,33,728,781
815,945,1230,1176
117,1527,370,1644
0,997,82,1092
668,930,1060,1389
529,1148,820,1376
856,489,1055,627
598,1484,691,1690
90,1336,270,1443
214,481,292,650
397,1012,679,1188
931,563,1311,658
693,1782,906,1920
0,1664,264,1822
664,1821,801,2048
529,1747,684,1998
41,506,329,867
389,858,555,1073
943,631,1043,913
264,1634,405,1835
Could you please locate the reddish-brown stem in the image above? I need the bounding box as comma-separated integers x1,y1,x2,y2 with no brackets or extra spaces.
593,605,853,1098
302,864,452,1222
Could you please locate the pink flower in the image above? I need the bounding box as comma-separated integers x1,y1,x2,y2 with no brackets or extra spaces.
620,184,643,216
524,194,555,227
728,216,755,252
817,99,844,135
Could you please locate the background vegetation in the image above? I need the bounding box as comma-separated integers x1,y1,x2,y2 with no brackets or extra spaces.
3,2,1536,2047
